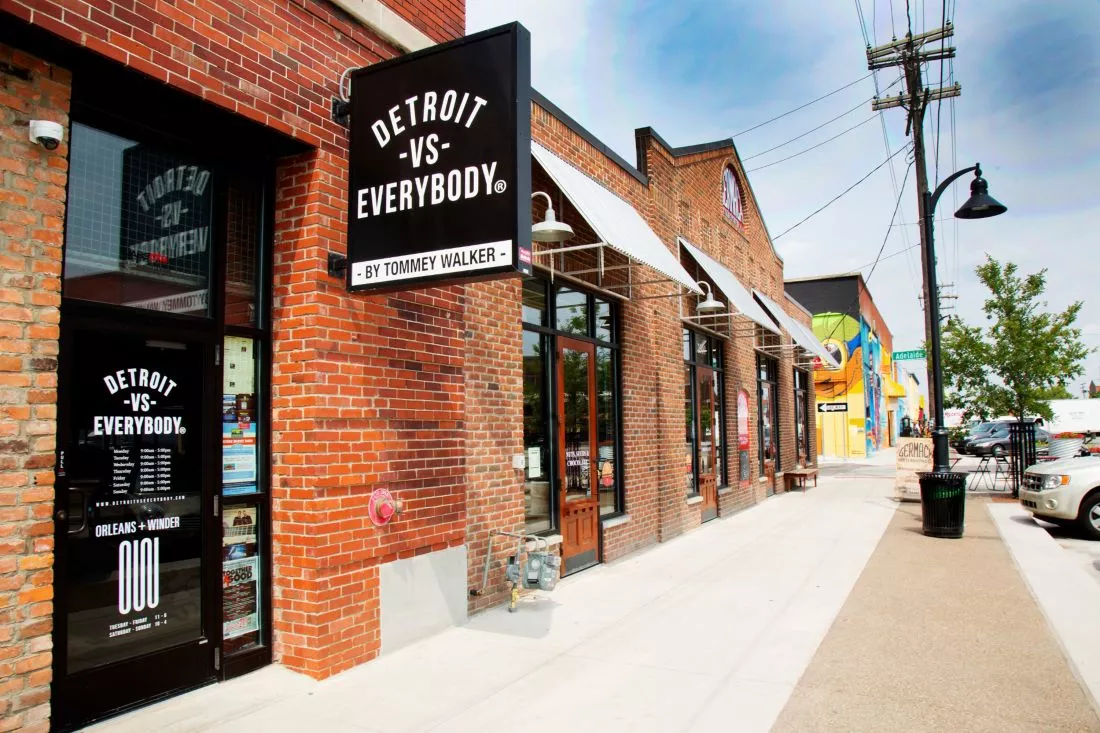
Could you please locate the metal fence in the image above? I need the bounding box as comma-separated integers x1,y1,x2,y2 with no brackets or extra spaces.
1008,421,1037,498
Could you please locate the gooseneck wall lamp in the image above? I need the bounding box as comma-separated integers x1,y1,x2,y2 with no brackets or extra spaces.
694,281,725,315
530,191,574,243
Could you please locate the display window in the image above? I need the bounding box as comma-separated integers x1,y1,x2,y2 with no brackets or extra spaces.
794,369,811,461
522,277,622,572
757,354,779,477
54,105,273,729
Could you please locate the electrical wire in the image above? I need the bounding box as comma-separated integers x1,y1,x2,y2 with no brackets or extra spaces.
742,76,903,162
731,73,874,137
858,0,922,305
811,161,915,398
932,0,947,185
854,0,871,45
772,144,910,241
747,115,879,172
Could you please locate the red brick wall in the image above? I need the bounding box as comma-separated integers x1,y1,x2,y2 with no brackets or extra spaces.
636,136,798,505
5,0,468,686
0,0,453,151
0,43,67,733
463,279,524,613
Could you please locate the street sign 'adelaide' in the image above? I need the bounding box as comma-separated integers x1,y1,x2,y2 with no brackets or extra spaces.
346,23,532,293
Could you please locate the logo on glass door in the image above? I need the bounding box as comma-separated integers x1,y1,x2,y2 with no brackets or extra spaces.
117,538,160,616
90,367,187,437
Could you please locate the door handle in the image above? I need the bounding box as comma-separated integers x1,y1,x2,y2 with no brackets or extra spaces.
55,509,67,522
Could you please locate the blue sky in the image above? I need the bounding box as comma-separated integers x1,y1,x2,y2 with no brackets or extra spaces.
468,0,1100,398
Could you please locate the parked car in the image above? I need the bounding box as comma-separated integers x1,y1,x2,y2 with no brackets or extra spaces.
955,422,999,454
970,426,1051,458
1021,455,1100,540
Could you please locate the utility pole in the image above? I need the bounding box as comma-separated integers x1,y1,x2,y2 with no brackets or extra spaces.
868,25,959,421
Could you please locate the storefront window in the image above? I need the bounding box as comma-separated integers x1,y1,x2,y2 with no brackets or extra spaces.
684,329,727,495
522,278,547,326
684,363,695,495
221,333,264,655
757,355,779,472
523,330,551,533
794,369,810,461
555,287,587,335
522,277,623,531
596,346,617,516
225,179,262,326
595,297,613,342
64,123,212,316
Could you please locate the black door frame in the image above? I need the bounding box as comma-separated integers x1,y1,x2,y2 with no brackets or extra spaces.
53,307,222,730
51,82,281,725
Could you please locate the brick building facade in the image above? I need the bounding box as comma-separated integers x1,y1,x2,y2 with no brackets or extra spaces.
0,2,826,729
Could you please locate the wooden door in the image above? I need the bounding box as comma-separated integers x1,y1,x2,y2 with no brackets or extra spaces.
697,367,718,522
557,337,600,574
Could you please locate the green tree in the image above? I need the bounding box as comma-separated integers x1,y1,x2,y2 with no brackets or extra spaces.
941,256,1091,423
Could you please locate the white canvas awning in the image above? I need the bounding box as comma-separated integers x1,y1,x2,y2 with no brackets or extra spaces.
531,143,702,295
678,237,780,334
752,289,840,369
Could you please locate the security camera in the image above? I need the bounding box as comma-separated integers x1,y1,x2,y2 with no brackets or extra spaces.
29,120,64,151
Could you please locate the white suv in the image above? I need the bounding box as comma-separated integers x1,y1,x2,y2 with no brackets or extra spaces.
1020,456,1100,540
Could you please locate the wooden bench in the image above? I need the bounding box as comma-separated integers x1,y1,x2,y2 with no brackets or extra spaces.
784,467,819,492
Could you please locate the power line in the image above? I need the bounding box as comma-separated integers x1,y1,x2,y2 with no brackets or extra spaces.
747,115,879,172
866,162,914,281
933,0,947,185
731,73,873,137
854,0,871,45
812,161,914,399
743,76,902,162
772,144,910,240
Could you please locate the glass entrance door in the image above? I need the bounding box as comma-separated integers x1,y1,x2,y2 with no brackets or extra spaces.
54,321,216,729
557,336,599,574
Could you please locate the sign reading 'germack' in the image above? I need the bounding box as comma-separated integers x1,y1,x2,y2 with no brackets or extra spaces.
346,23,532,293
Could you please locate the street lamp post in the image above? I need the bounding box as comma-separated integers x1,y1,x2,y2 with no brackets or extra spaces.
923,163,1007,473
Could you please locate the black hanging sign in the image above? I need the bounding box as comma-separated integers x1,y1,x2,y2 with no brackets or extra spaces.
346,23,532,293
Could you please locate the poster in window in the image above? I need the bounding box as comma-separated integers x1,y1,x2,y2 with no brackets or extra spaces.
222,556,260,639
222,506,257,561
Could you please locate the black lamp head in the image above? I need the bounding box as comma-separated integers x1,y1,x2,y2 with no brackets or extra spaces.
955,165,1007,220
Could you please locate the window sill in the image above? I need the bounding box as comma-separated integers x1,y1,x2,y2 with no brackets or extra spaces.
717,486,734,496
686,495,704,506
758,476,768,483
601,514,631,530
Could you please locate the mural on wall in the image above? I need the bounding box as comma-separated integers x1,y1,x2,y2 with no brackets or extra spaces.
812,313,885,458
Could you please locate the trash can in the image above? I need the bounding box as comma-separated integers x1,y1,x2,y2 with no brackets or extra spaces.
917,471,967,538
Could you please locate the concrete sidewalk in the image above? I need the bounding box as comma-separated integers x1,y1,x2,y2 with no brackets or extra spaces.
88,467,897,733
85,456,1100,733
774,497,1100,732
